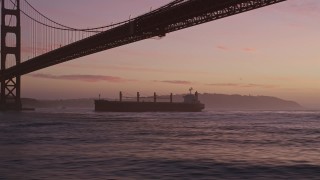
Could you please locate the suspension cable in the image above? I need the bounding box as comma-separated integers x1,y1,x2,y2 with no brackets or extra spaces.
9,0,188,32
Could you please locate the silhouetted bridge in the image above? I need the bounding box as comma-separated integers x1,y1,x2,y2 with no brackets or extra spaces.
1,0,286,110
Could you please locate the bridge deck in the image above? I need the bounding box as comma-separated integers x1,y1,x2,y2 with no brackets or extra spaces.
2,0,286,79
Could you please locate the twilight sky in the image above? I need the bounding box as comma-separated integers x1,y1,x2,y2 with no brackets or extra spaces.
22,0,320,108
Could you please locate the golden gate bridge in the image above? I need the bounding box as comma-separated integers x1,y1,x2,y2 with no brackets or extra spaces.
0,0,286,110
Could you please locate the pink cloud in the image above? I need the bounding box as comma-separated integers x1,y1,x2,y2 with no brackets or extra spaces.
155,80,192,85
216,46,257,53
242,48,256,53
216,45,229,51
29,73,135,83
207,83,276,89
64,64,171,73
242,84,277,88
207,83,239,87
62,64,205,74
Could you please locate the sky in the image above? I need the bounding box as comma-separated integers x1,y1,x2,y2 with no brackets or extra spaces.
21,0,320,108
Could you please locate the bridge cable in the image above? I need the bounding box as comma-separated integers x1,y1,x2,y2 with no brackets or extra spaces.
10,0,190,32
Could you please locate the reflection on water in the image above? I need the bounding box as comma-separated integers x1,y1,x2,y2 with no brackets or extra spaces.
1,109,320,179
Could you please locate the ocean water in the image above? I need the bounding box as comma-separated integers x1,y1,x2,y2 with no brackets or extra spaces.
0,109,320,180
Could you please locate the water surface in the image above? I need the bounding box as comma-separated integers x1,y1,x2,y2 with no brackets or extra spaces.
1,109,320,179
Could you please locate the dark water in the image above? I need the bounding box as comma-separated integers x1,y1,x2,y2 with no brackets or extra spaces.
1,109,320,180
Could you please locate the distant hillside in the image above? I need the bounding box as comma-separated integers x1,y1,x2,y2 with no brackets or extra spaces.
22,93,302,110
198,93,301,110
22,98,95,108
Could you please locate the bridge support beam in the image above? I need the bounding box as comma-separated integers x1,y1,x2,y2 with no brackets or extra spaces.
1,0,22,111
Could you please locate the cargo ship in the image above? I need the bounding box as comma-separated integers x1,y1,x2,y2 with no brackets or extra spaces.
95,88,205,112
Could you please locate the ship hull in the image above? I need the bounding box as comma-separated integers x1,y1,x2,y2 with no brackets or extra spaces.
95,100,205,112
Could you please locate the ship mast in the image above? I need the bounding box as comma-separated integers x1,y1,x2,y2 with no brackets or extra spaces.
189,87,193,94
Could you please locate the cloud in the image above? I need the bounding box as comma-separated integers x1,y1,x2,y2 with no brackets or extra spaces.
62,64,205,74
242,84,277,88
65,64,170,73
207,83,276,89
154,80,192,85
29,73,135,83
216,45,257,53
242,48,256,53
216,45,229,51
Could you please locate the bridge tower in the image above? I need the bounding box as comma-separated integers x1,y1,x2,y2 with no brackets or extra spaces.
1,0,22,110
